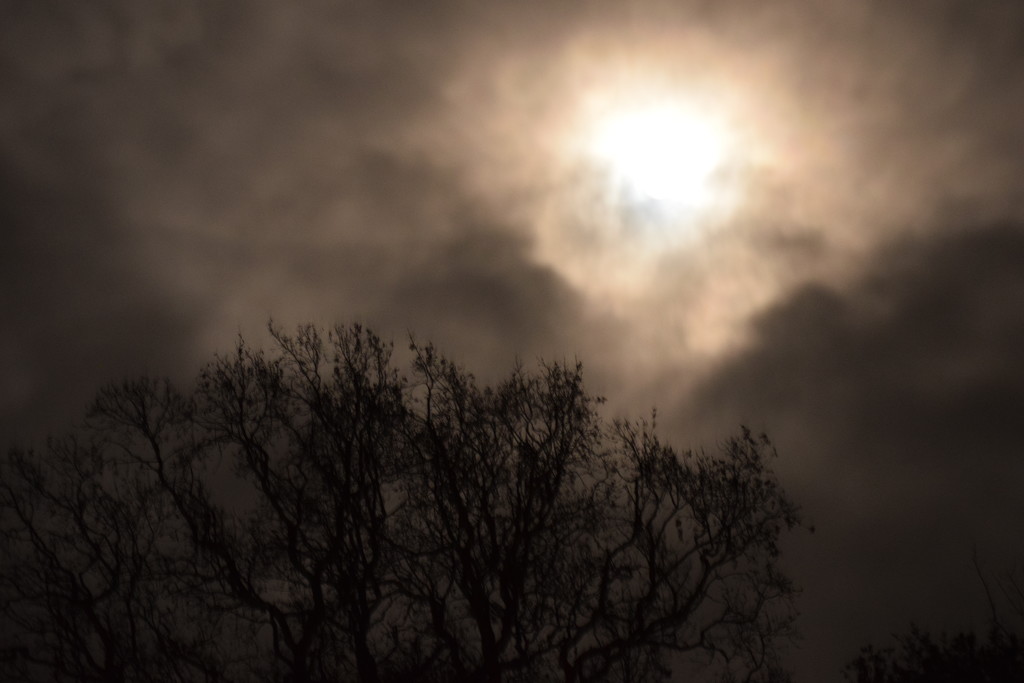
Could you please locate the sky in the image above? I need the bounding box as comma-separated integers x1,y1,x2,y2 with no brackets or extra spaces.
2,1,1024,680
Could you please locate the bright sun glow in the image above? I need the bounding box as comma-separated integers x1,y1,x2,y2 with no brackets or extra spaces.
589,103,731,209
538,82,754,309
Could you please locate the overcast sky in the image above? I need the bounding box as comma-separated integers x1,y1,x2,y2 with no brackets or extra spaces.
3,1,1024,680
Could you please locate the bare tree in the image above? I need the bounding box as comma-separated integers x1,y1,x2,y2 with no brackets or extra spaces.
2,323,804,683
182,324,406,683
556,422,800,683
0,420,234,682
390,343,801,683
83,325,409,683
389,349,614,682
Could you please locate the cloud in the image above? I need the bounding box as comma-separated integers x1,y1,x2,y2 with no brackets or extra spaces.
683,222,1024,680
0,151,210,444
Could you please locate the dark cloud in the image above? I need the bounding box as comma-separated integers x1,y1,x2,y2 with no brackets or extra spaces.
0,3,599,440
0,150,210,445
384,224,589,368
684,223,1024,681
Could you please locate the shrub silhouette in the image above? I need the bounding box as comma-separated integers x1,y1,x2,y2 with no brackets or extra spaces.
844,625,1024,683
844,558,1024,683
1,324,802,683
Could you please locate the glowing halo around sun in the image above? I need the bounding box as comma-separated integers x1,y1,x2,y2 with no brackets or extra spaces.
529,82,757,315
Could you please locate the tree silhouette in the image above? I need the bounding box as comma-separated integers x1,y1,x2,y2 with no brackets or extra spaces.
1,323,803,683
844,559,1024,683
0,413,235,682
843,625,1024,683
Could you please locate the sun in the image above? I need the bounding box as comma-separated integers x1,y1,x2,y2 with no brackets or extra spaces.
587,101,733,211
534,82,751,307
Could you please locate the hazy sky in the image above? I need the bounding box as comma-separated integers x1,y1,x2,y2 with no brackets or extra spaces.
3,1,1024,680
